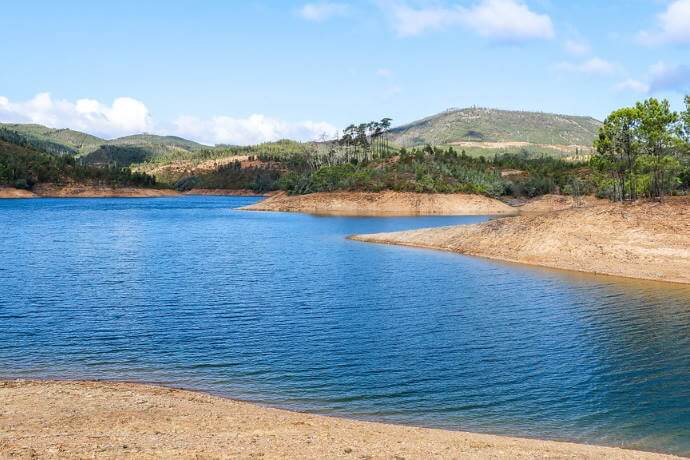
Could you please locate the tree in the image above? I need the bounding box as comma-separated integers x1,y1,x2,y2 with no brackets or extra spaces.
593,107,640,200
592,97,687,201
635,98,678,199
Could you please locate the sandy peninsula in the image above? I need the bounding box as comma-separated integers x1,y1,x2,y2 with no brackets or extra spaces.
351,198,690,284
0,185,261,199
0,380,678,459
240,191,518,216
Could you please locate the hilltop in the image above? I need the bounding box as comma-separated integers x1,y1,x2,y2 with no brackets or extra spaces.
388,108,601,155
0,123,104,152
0,123,204,162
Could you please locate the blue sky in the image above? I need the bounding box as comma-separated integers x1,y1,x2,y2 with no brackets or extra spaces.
1,0,689,144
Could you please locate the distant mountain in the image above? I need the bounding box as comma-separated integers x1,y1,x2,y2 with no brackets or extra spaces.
0,123,206,166
388,108,602,150
106,134,204,151
81,134,205,166
0,123,104,153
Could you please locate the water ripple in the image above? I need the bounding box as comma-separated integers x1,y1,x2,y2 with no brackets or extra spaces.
1,196,690,455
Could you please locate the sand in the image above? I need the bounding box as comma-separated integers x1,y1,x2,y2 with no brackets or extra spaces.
0,185,262,199
0,380,678,459
514,194,608,214
240,191,518,216
0,187,37,198
351,198,690,284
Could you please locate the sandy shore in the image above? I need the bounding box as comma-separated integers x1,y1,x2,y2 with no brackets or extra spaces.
0,380,678,459
240,191,518,216
351,198,690,284
0,185,261,199
514,194,608,214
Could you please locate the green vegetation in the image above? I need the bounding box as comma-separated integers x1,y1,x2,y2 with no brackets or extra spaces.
591,96,690,200
0,123,104,153
388,107,601,148
271,146,588,198
2,100,687,200
0,140,155,189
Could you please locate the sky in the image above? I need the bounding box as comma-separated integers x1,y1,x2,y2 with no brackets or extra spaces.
1,0,689,145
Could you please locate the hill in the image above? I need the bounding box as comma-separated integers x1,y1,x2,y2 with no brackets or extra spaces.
105,134,203,151
0,123,207,166
388,108,601,155
0,123,103,153
0,138,155,189
81,135,205,166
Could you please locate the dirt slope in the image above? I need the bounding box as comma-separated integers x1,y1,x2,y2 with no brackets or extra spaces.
351,198,690,284
241,191,518,216
0,380,677,459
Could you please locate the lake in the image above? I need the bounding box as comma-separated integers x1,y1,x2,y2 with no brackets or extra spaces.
1,196,689,455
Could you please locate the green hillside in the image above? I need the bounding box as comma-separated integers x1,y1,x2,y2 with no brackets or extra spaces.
108,134,203,151
388,107,602,148
81,135,205,166
0,123,207,165
0,123,104,153
0,139,155,188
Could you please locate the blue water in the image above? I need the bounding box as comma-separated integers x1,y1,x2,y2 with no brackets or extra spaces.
1,196,690,455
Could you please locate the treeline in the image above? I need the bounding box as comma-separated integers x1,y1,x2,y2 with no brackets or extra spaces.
174,160,280,193
0,140,156,189
0,126,78,156
275,146,588,197
592,96,690,200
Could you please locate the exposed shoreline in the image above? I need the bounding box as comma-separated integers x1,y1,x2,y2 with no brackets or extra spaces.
0,185,262,199
0,379,679,459
240,191,519,216
350,198,690,285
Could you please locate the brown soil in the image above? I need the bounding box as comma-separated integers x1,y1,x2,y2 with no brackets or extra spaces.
351,198,690,284
0,187,37,198
516,194,608,214
0,380,677,459
182,188,262,196
0,185,263,199
240,191,518,216
31,184,181,198
448,140,594,155
133,155,249,179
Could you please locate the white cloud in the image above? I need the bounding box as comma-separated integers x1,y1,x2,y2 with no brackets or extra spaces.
563,39,590,56
382,0,554,42
298,2,349,21
614,61,690,94
0,92,152,138
638,0,690,45
376,68,393,77
0,92,337,145
614,79,650,94
172,114,338,145
556,57,617,76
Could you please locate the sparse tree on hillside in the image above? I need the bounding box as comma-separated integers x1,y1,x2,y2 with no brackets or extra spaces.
593,107,640,201
592,96,687,201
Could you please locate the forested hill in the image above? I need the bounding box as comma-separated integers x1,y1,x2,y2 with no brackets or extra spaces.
388,108,602,148
0,123,205,165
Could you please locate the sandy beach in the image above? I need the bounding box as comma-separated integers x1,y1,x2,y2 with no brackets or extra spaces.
0,380,679,459
350,197,690,284
240,191,518,216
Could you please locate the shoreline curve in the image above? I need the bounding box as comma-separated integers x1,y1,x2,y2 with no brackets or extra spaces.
0,379,680,459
